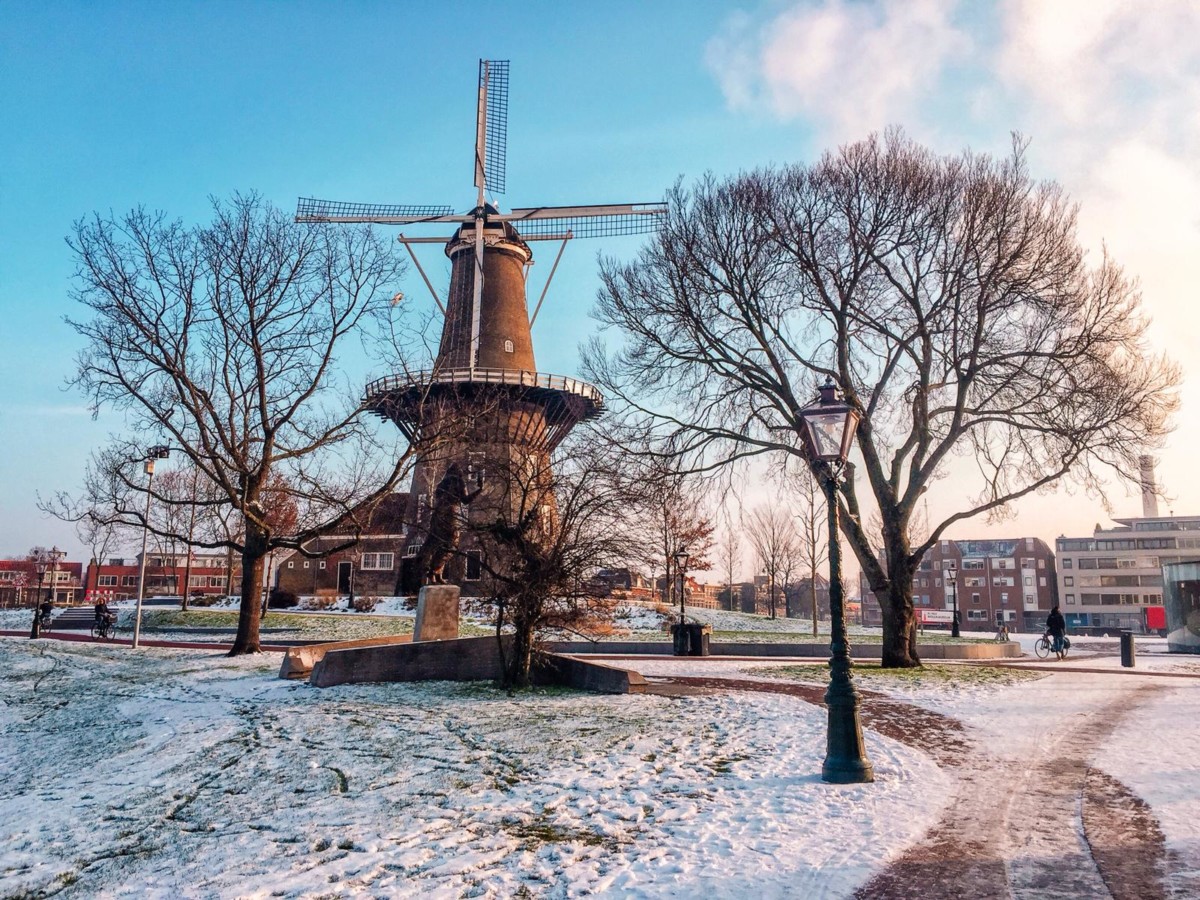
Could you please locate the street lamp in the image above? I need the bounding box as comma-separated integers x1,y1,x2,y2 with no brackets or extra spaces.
947,562,960,638
672,546,689,656
798,379,874,784
133,445,171,649
29,546,64,639
673,547,689,623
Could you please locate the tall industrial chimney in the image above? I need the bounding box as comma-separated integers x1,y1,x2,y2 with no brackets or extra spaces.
1139,455,1160,518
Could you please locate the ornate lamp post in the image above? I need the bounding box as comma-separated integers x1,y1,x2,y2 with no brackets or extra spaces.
673,547,689,623
133,445,171,649
798,380,874,784
947,561,959,638
672,546,690,656
29,547,64,638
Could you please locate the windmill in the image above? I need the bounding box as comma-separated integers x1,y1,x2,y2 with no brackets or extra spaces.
296,59,665,593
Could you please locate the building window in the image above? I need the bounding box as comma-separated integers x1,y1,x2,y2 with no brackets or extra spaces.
287,561,294,569
1039,577,1046,587
361,552,395,571
319,561,326,570
504,339,514,353
303,561,310,569
465,550,482,581
1061,558,1072,569
1038,559,1045,569
1024,576,1033,586
122,575,139,587
1064,576,1074,586
1000,592,1009,603
1066,593,1076,604
97,575,118,587
1024,593,1034,605
404,544,420,558
972,592,981,604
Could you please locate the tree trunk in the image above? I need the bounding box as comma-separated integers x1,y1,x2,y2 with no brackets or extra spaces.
505,612,536,690
878,577,920,668
810,574,818,637
229,521,268,656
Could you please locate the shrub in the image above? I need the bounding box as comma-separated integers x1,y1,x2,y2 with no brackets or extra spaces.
269,588,299,609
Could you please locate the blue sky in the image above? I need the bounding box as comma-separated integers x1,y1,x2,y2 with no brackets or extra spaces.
3,1,1198,564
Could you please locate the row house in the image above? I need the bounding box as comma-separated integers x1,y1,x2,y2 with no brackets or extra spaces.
83,552,238,602
860,537,1058,631
0,558,84,606
275,493,413,600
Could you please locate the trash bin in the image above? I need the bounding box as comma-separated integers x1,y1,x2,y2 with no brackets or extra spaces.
671,623,690,656
686,623,712,657
1120,630,1136,668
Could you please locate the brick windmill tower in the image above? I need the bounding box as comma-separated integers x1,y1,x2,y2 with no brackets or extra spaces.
297,60,664,593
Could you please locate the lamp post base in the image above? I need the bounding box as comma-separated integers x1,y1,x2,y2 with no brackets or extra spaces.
822,680,875,784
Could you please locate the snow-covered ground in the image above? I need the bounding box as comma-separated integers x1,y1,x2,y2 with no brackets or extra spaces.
0,638,948,899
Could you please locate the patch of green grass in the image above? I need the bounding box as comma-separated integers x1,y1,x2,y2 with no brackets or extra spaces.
764,662,1046,687
505,818,614,849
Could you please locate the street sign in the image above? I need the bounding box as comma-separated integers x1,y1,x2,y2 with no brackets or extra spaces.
918,609,954,624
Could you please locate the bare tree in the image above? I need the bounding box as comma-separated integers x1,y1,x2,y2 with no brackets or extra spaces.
473,426,645,689
588,130,1179,666
638,456,715,610
56,194,420,654
745,504,800,619
716,510,742,611
793,467,827,635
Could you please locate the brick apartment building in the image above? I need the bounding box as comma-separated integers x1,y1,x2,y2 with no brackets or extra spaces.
83,552,238,602
860,537,1058,631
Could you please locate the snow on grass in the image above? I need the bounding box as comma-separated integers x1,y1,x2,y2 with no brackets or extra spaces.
0,637,948,898
1094,678,1200,867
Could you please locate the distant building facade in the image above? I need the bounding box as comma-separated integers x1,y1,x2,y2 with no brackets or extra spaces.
275,493,413,600
83,553,236,603
860,537,1058,631
1055,515,1200,634
0,558,84,606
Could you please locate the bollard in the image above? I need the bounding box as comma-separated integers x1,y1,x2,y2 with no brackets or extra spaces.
1120,630,1136,668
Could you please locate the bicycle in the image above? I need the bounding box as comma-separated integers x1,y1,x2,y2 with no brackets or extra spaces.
91,615,118,642
1034,632,1070,660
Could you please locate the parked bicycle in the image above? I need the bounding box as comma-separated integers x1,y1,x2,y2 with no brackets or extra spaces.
91,614,118,642
1034,631,1071,660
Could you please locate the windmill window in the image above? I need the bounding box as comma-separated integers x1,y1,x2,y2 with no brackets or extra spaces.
504,340,514,353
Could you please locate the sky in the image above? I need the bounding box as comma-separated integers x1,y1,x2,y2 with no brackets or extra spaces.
2,0,1198,570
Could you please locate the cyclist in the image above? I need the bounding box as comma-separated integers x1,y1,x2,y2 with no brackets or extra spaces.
1045,604,1067,658
94,598,117,632
38,599,54,629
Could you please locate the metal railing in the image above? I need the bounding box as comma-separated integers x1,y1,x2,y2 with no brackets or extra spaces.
365,368,604,405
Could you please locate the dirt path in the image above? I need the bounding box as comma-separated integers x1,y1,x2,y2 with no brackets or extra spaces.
659,675,1171,900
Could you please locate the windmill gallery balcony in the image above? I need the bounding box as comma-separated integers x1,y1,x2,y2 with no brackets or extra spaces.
364,367,604,451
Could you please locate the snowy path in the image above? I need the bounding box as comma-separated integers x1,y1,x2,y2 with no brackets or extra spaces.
638,661,1197,900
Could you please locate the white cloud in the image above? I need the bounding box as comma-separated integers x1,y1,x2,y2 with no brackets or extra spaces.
706,0,971,141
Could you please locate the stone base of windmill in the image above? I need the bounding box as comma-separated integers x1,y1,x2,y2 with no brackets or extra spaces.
413,585,461,641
